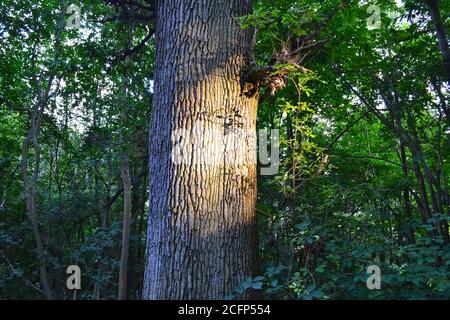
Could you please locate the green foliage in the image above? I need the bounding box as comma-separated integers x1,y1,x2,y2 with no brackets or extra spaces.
1,0,449,300
0,0,152,299
253,0,450,300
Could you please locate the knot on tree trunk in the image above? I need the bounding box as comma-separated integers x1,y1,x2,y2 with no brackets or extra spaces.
240,63,310,98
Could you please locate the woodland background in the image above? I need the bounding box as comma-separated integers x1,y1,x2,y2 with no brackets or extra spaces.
0,0,449,299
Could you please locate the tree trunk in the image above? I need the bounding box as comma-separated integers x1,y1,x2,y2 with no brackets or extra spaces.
398,140,416,244
22,111,53,300
426,0,450,81
118,59,133,300
118,157,132,300
143,0,259,299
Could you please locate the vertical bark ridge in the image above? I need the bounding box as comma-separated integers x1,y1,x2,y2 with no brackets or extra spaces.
144,0,259,299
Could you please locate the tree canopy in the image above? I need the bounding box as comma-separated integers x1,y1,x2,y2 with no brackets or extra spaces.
0,0,449,300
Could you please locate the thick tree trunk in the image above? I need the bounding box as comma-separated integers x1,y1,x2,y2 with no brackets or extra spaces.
143,0,259,299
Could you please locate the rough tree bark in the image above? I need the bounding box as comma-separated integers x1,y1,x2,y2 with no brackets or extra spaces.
143,0,259,299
